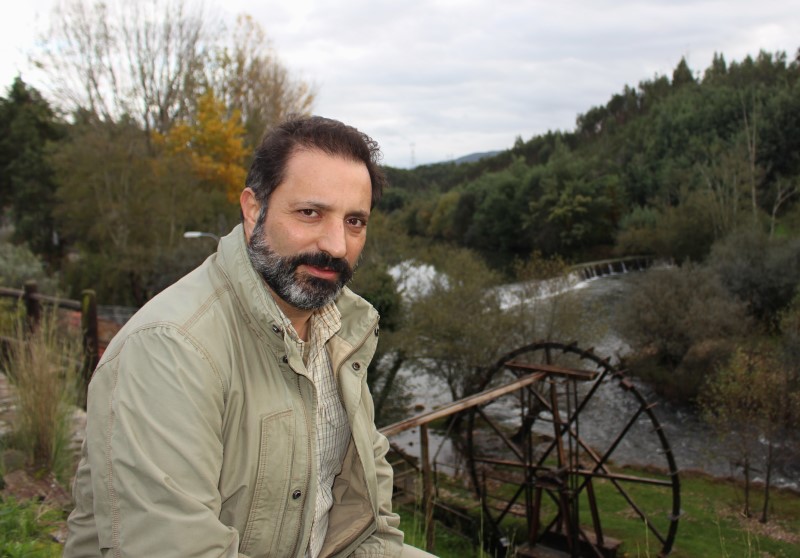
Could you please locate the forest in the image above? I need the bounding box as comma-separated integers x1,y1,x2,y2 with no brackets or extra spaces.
1,0,799,540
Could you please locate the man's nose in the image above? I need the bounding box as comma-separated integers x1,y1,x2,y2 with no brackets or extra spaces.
317,219,347,259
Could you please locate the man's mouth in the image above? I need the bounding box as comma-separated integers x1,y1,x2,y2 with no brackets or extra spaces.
300,264,340,281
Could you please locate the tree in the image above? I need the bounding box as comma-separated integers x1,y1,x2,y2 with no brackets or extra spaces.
707,227,800,326
0,78,65,259
696,139,757,238
620,264,750,400
671,57,696,88
51,115,232,304
395,246,583,402
395,247,510,401
156,90,249,204
701,345,800,522
207,15,316,148
33,1,314,147
34,0,213,136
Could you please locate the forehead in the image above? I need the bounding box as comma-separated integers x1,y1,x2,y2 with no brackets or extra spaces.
273,148,372,206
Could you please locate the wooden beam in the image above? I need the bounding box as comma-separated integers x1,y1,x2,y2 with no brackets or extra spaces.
380,371,546,437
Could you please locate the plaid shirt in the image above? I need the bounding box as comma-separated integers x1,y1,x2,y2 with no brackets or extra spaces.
278,303,350,558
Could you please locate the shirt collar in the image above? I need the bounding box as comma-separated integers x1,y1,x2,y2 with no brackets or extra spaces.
276,300,342,348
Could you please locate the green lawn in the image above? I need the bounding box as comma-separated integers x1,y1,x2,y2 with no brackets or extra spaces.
399,469,800,557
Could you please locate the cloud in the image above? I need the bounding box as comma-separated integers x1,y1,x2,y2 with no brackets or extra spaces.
4,0,799,167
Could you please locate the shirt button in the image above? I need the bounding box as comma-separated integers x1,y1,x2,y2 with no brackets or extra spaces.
272,325,282,335
374,326,379,336
352,362,361,371
292,490,302,500
282,356,289,364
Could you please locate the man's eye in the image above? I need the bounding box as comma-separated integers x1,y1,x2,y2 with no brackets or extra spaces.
347,217,367,228
299,209,318,217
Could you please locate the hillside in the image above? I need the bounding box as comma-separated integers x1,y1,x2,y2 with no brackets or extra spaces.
380,49,800,269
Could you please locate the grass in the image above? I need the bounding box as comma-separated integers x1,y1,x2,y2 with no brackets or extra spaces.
398,466,800,557
0,498,64,557
399,505,481,558
1,310,81,483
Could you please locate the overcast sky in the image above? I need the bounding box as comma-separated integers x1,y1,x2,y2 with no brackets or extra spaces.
2,1,798,168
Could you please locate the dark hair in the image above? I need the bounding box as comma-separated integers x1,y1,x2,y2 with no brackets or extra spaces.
244,115,386,211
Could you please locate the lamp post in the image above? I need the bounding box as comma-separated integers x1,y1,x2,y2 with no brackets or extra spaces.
183,231,220,243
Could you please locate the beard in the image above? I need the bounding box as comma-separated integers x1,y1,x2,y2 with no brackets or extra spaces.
246,219,354,311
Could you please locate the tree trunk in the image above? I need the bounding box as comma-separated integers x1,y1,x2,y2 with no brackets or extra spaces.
373,351,405,425
742,455,751,518
760,441,773,523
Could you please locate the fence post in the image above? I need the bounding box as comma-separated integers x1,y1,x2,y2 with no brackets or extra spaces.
81,289,99,404
23,280,41,333
420,424,435,553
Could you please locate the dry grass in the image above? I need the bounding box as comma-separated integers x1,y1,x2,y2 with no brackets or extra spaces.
2,311,81,482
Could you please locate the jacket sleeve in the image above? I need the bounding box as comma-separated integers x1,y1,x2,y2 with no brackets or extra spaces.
80,325,246,558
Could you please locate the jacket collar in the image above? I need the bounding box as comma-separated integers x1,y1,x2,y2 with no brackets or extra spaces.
214,224,378,356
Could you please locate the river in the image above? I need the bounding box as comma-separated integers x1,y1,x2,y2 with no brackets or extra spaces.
387,270,799,490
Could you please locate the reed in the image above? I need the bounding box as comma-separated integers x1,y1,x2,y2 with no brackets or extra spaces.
2,310,81,482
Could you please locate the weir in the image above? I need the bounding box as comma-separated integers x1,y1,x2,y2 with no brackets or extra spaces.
567,256,655,282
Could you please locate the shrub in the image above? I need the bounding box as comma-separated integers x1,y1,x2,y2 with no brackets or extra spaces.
2,311,81,482
707,227,800,326
0,242,59,294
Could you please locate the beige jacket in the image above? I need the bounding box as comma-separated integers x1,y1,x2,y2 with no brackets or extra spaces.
65,225,403,558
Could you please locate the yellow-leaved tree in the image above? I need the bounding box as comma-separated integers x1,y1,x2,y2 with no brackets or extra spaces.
157,91,249,204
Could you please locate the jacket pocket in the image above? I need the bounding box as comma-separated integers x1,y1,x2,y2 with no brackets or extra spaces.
239,409,295,555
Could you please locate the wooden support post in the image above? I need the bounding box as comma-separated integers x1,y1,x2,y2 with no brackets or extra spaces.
81,289,99,405
530,485,542,545
420,424,435,553
23,281,40,333
585,475,605,548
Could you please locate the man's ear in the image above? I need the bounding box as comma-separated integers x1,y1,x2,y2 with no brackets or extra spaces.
240,188,260,241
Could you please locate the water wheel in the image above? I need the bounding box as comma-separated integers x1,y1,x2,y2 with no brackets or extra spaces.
465,341,680,557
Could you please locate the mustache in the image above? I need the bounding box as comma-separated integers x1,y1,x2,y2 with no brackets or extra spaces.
292,251,352,276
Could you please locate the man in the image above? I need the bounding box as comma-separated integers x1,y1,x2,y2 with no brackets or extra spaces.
65,116,423,557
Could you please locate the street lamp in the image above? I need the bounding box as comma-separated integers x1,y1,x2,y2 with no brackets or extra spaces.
183,231,220,242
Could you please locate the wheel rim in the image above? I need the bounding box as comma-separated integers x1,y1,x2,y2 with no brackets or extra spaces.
465,341,680,557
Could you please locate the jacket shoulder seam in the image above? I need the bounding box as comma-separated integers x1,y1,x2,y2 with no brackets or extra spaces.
112,322,228,401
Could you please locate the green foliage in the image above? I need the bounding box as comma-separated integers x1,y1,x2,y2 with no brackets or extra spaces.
409,466,800,557
397,507,476,558
0,241,59,294
620,265,750,401
395,246,584,400
700,344,800,521
384,49,800,269
0,79,65,260
462,158,536,267
615,205,661,256
707,227,800,326
648,190,718,262
0,498,63,557
394,246,510,399
50,116,234,305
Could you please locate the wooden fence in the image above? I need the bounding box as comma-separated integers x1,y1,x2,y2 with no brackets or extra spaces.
0,280,99,401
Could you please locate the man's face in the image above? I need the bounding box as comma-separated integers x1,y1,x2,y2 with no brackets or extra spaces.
245,148,372,311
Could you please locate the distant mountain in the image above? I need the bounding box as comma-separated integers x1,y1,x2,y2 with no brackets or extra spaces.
451,150,502,165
